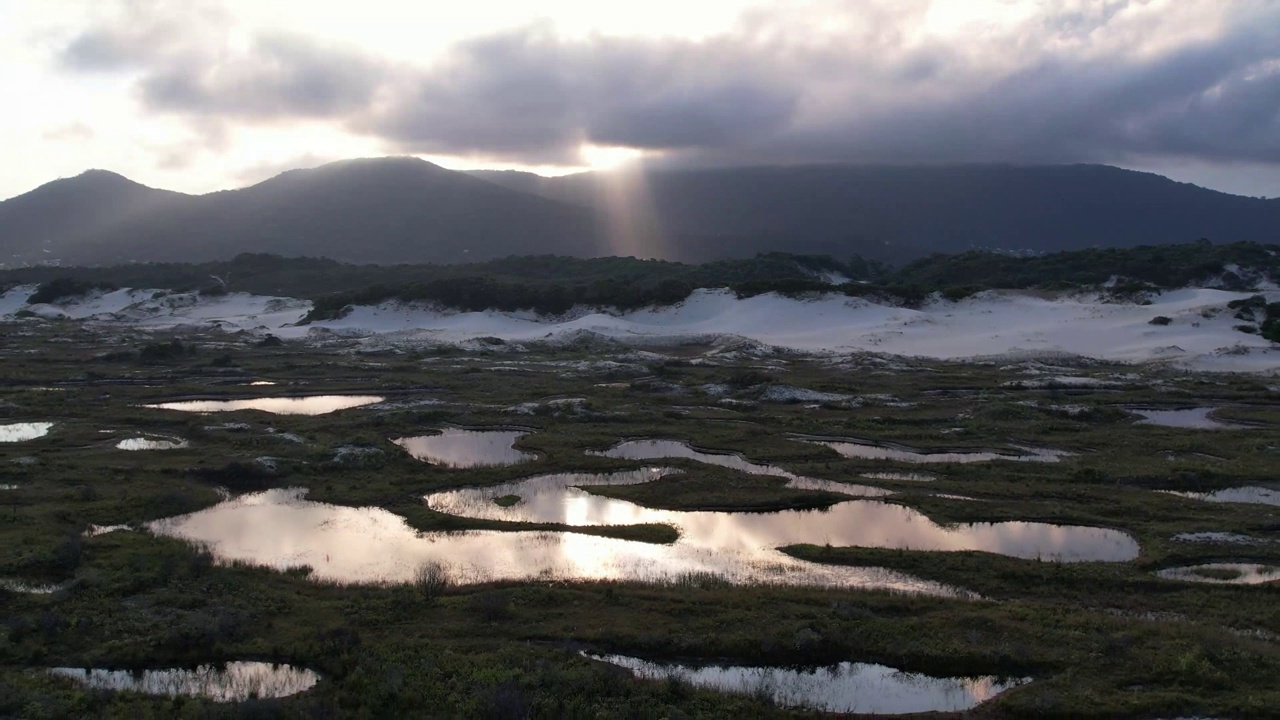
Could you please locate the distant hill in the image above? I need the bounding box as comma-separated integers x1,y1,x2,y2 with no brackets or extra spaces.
471,164,1280,262
3,159,1279,267
0,158,601,267
0,170,187,263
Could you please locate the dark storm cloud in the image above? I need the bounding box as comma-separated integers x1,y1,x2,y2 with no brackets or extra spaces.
358,28,800,162
56,2,383,121
58,0,231,71
746,17,1280,167
138,33,385,120
53,0,1280,167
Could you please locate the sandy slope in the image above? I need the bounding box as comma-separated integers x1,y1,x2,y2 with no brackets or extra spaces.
1,285,1276,373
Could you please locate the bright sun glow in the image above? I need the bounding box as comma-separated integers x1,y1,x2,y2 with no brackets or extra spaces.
579,143,647,171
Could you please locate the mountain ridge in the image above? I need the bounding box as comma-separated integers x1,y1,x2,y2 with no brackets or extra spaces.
2,158,1278,267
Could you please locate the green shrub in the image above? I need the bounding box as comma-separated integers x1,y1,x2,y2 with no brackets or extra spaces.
941,285,985,301
27,277,116,304
138,339,193,362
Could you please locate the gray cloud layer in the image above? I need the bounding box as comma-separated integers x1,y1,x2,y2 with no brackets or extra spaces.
56,0,1280,168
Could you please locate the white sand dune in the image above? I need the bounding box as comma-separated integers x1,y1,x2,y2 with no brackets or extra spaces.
2,285,1276,373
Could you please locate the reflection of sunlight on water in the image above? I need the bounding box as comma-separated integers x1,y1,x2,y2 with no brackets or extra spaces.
806,438,1070,464
0,422,53,442
149,451,1138,596
146,485,964,595
430,464,1136,562
1130,407,1245,429
1159,487,1280,507
84,523,131,537
863,471,937,482
589,439,890,497
392,429,534,468
49,662,319,701
588,653,1030,713
1156,563,1280,585
1,578,74,594
116,437,189,450
143,395,383,415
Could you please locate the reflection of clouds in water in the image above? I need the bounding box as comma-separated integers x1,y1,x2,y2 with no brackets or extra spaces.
149,456,1137,595
812,439,1070,464
116,437,189,450
1131,407,1245,429
428,468,1138,562
393,429,534,468
1160,487,1280,507
0,578,74,594
590,654,1029,714
49,663,318,701
147,487,962,596
589,439,890,497
862,471,937,482
0,422,53,442
1157,563,1280,585
144,395,383,415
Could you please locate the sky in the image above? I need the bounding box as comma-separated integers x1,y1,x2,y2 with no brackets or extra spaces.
2,0,1279,200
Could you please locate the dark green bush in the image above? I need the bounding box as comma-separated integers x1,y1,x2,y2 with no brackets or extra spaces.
28,277,116,304
941,285,985,301
138,339,192,362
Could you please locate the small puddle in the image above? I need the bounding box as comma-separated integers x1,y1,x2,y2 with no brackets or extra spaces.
85,524,132,537
1156,563,1280,585
147,487,962,595
801,437,1070,464
116,437,189,451
862,472,937,482
1159,487,1280,507
249,381,277,386
48,662,319,701
0,484,18,490
0,422,53,442
143,395,384,415
1172,532,1273,546
1130,407,1247,430
1,578,74,594
392,429,535,468
588,439,890,498
587,654,1028,714
425,468,1139,563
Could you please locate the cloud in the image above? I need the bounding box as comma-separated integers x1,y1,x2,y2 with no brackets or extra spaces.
57,1,383,122
52,0,1280,169
138,33,386,120
42,122,95,142
358,25,801,163
58,0,232,71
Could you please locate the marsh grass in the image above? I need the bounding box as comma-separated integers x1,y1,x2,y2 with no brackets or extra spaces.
492,494,521,507
412,562,452,601
1189,566,1246,581
2,322,1278,716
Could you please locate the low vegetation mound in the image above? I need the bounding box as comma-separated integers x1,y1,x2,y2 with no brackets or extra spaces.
894,240,1279,290
5,242,1278,344
26,277,117,305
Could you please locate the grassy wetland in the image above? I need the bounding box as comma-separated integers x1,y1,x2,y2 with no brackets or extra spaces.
2,320,1278,718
